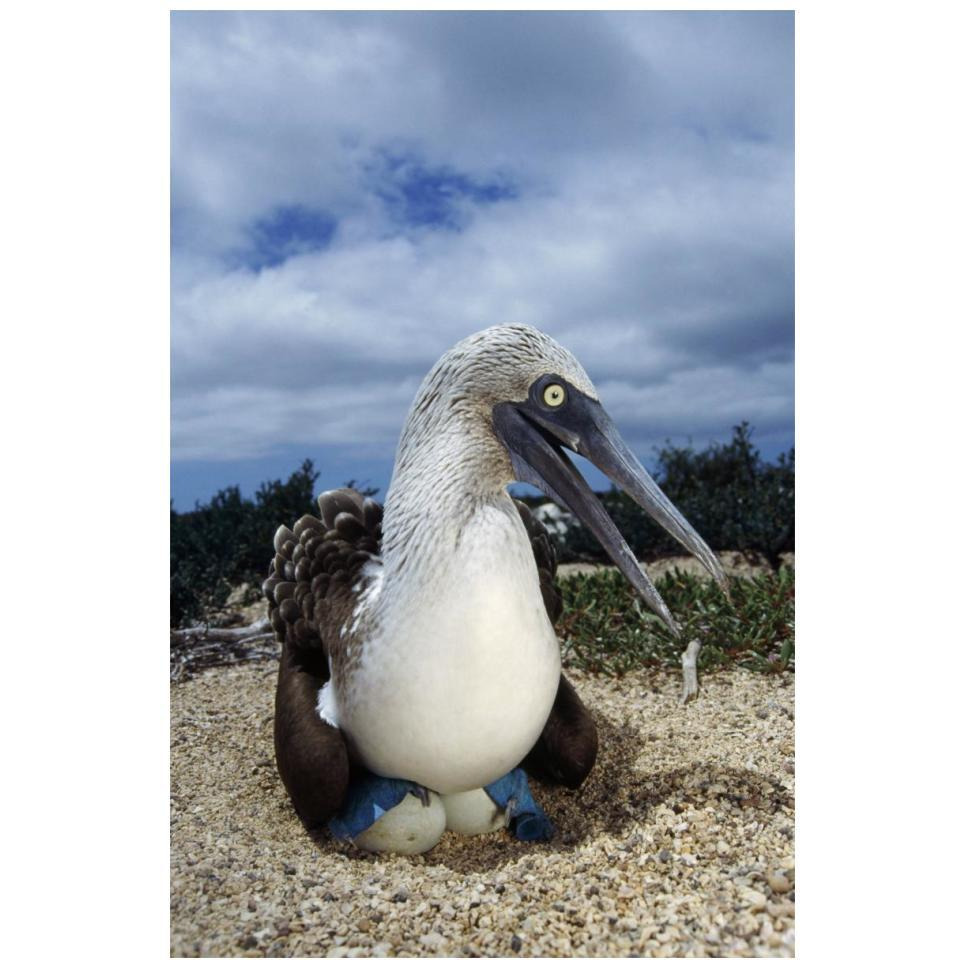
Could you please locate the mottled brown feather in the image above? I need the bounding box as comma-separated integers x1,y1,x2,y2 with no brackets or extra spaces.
263,487,379,666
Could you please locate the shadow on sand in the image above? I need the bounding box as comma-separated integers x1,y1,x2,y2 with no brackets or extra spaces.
272,708,790,875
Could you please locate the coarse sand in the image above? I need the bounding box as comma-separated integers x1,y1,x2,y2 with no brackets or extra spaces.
171,661,795,957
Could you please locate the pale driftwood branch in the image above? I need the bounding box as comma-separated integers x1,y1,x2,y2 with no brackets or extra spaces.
171,616,271,648
679,639,702,704
170,617,276,680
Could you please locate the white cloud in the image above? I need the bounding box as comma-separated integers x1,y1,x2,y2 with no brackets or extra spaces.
171,10,794,488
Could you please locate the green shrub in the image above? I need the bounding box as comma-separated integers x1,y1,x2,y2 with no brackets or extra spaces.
558,565,795,676
560,423,794,568
170,460,345,627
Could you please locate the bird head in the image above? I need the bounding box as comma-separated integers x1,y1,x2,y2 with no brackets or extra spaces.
448,323,729,637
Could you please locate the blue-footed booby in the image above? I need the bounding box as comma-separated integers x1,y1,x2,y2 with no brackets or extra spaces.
265,323,726,852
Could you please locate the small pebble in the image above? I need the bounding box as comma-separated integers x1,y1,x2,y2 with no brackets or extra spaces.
767,871,793,894
742,888,768,911
767,900,795,918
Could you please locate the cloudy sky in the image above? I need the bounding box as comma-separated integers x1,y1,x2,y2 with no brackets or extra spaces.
171,10,794,509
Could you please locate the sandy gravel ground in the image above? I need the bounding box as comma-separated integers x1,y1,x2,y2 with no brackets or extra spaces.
171,661,794,958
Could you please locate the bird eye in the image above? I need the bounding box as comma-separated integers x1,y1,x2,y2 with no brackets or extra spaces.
542,383,566,407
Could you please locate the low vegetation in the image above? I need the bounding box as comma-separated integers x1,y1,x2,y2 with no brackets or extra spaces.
558,566,795,677
171,423,794,675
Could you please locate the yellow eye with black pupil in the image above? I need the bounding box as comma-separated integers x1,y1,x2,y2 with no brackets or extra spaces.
543,383,565,407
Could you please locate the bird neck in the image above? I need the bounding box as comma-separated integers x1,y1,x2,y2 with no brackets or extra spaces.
381,412,515,583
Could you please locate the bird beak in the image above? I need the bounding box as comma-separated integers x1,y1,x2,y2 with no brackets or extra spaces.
493,385,728,637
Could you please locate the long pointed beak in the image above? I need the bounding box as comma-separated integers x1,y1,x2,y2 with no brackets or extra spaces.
493,385,728,637
575,400,730,594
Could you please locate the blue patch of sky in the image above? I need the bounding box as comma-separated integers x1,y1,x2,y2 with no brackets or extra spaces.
372,152,518,231
221,157,516,271
235,204,337,271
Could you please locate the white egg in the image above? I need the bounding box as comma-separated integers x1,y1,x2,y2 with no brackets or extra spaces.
353,791,446,854
441,788,507,836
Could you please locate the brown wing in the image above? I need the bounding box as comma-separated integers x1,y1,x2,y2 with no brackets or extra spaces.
264,488,382,832
262,487,383,676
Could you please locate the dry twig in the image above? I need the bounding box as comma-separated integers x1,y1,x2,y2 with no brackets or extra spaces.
679,639,702,704
170,617,276,681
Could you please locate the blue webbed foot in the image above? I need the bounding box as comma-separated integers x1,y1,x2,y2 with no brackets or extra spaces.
484,768,555,842
329,772,445,854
